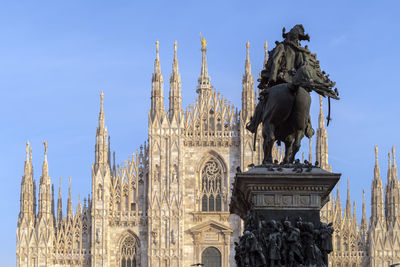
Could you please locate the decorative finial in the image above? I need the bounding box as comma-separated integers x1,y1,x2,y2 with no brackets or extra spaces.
264,41,268,64
174,40,177,53
26,141,30,161
319,95,323,112
200,33,207,51
99,92,105,128
362,189,366,219
393,146,396,163
43,140,48,156
375,145,378,164
154,41,161,74
246,41,250,57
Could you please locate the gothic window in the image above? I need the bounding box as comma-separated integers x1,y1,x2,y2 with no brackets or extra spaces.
120,235,138,267
201,246,221,267
200,158,224,212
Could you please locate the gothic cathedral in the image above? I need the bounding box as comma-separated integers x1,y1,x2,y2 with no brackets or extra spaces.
16,39,400,267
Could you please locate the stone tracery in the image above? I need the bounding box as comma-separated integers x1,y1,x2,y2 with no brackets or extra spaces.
120,235,139,267
200,157,225,212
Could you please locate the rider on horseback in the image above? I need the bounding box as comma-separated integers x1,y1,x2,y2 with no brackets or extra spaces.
246,24,324,136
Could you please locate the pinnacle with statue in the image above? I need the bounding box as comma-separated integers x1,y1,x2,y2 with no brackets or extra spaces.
246,24,340,165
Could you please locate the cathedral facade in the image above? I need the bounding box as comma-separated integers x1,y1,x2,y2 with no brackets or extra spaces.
16,40,400,267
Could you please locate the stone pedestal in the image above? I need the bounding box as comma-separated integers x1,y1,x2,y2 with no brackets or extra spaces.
230,165,340,266
230,166,340,223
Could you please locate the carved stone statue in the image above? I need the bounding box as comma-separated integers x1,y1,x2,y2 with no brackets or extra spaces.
265,220,281,266
300,222,324,266
243,230,266,267
318,222,334,265
246,24,339,164
282,219,303,266
234,214,334,267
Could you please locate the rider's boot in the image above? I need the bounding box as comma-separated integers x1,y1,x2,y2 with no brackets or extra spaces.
246,116,258,133
246,102,263,133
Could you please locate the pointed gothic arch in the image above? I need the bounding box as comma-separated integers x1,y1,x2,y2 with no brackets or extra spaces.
196,151,228,212
117,231,141,267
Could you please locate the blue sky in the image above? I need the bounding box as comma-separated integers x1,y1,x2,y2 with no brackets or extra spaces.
1,0,399,265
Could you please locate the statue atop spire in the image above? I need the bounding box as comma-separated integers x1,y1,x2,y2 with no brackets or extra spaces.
361,190,367,225
393,146,396,162
392,146,398,181
197,34,211,95
169,40,182,120
374,145,381,181
98,92,106,129
42,140,49,179
155,40,161,73
315,95,331,171
245,41,251,75
44,140,48,157
24,141,31,176
26,141,29,162
95,92,109,173
173,40,178,73
264,41,268,68
200,34,207,51
241,41,255,122
346,179,351,219
371,145,385,228
151,40,164,118
67,177,72,219
57,176,63,223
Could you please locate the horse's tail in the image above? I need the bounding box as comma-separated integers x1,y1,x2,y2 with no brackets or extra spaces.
326,96,331,126
253,126,258,151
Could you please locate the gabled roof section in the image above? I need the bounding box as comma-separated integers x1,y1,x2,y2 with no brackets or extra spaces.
188,219,233,234
184,88,239,146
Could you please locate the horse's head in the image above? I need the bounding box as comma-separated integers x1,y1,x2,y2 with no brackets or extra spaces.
292,64,339,99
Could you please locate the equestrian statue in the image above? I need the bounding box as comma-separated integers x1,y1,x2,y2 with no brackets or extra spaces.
246,25,340,164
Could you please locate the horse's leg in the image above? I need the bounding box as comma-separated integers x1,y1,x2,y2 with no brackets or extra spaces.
291,131,305,162
284,138,294,164
262,123,275,164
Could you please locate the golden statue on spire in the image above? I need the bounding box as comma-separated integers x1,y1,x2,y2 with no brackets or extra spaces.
200,33,207,51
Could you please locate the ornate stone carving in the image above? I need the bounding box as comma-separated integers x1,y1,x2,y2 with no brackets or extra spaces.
235,214,334,267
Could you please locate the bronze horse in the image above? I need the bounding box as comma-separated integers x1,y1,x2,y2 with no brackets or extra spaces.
261,64,338,164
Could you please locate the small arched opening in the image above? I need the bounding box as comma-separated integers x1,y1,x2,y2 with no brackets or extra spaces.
201,246,221,267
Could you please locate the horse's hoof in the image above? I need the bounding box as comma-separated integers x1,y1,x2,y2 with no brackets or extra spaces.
262,159,273,165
